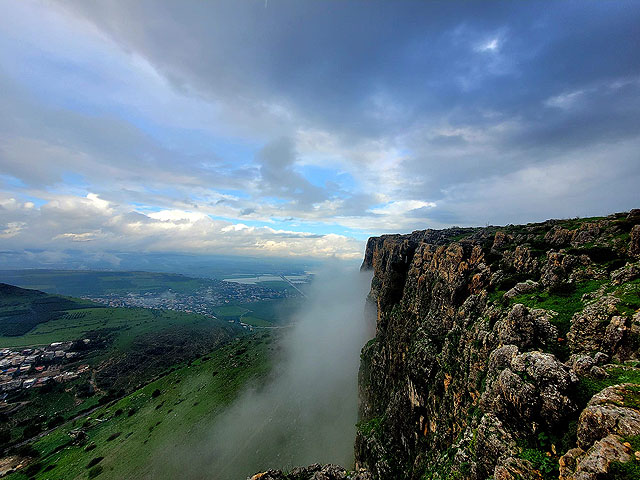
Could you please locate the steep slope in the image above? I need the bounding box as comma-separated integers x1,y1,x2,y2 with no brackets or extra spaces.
355,211,640,480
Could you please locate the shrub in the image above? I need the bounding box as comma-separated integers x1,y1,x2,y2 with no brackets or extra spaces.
88,465,103,478
86,457,104,469
24,462,42,476
47,415,65,429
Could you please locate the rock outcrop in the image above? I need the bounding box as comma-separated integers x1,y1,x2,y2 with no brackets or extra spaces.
356,211,640,479
248,464,372,480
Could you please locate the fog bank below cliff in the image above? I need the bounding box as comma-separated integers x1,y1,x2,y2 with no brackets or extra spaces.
156,265,374,479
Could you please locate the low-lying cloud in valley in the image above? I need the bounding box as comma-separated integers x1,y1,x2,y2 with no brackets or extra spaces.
150,266,374,479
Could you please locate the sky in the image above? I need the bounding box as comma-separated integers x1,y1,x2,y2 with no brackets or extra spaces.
0,0,639,263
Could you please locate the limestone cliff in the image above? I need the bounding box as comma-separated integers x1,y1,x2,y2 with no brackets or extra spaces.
250,210,640,480
355,210,640,480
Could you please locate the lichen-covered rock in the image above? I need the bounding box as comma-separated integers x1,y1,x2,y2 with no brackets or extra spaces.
248,464,372,480
492,231,512,251
559,435,633,480
568,354,596,376
496,304,537,350
540,251,569,291
576,383,640,450
474,413,518,478
630,224,640,256
495,304,557,351
611,262,640,285
486,351,577,430
504,280,539,300
503,246,539,275
571,223,600,247
567,295,621,355
494,457,543,480
545,225,573,247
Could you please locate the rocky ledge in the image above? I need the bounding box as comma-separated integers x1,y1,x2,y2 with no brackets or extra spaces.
248,464,372,480
356,209,640,479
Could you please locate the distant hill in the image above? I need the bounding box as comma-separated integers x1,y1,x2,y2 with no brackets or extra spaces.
0,283,95,336
0,270,221,297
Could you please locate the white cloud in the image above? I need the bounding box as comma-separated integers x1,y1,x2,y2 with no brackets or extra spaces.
369,200,436,216
0,222,25,238
53,232,98,242
545,89,586,109
0,196,364,259
476,37,500,52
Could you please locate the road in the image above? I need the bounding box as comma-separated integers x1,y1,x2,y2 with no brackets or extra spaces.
278,274,307,298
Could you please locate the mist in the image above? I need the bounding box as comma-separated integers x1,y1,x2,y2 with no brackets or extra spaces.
152,265,374,479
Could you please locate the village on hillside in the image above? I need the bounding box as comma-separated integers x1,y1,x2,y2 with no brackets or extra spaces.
0,342,90,398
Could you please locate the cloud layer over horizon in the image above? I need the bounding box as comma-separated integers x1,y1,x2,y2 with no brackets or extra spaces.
1,0,639,262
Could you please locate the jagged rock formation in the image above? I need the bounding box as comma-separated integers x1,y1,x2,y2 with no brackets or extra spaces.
247,464,372,480
355,210,640,479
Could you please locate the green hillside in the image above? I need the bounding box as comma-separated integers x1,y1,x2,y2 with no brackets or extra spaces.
0,284,96,337
3,333,275,480
0,271,211,296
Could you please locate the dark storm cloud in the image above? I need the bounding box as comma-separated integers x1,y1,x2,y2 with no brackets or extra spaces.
56,1,640,138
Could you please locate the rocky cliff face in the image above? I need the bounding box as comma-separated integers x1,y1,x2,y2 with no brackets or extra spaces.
355,210,640,480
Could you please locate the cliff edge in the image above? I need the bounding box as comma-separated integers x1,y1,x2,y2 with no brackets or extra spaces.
356,210,640,480
250,210,640,480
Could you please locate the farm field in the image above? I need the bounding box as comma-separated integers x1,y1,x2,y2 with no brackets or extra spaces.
212,298,305,326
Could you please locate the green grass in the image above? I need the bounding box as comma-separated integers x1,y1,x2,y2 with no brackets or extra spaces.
0,306,231,350
356,416,383,437
5,333,275,480
213,298,303,326
212,305,249,317
576,367,640,409
613,279,640,317
560,216,605,231
0,283,97,336
509,279,605,337
519,447,558,479
256,280,297,292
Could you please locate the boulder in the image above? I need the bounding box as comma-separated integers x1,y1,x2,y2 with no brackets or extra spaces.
611,262,640,285
248,464,372,480
504,280,539,300
631,224,640,256
577,383,640,450
571,223,600,247
496,304,557,350
545,225,573,247
559,434,633,480
485,351,576,430
567,295,620,355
